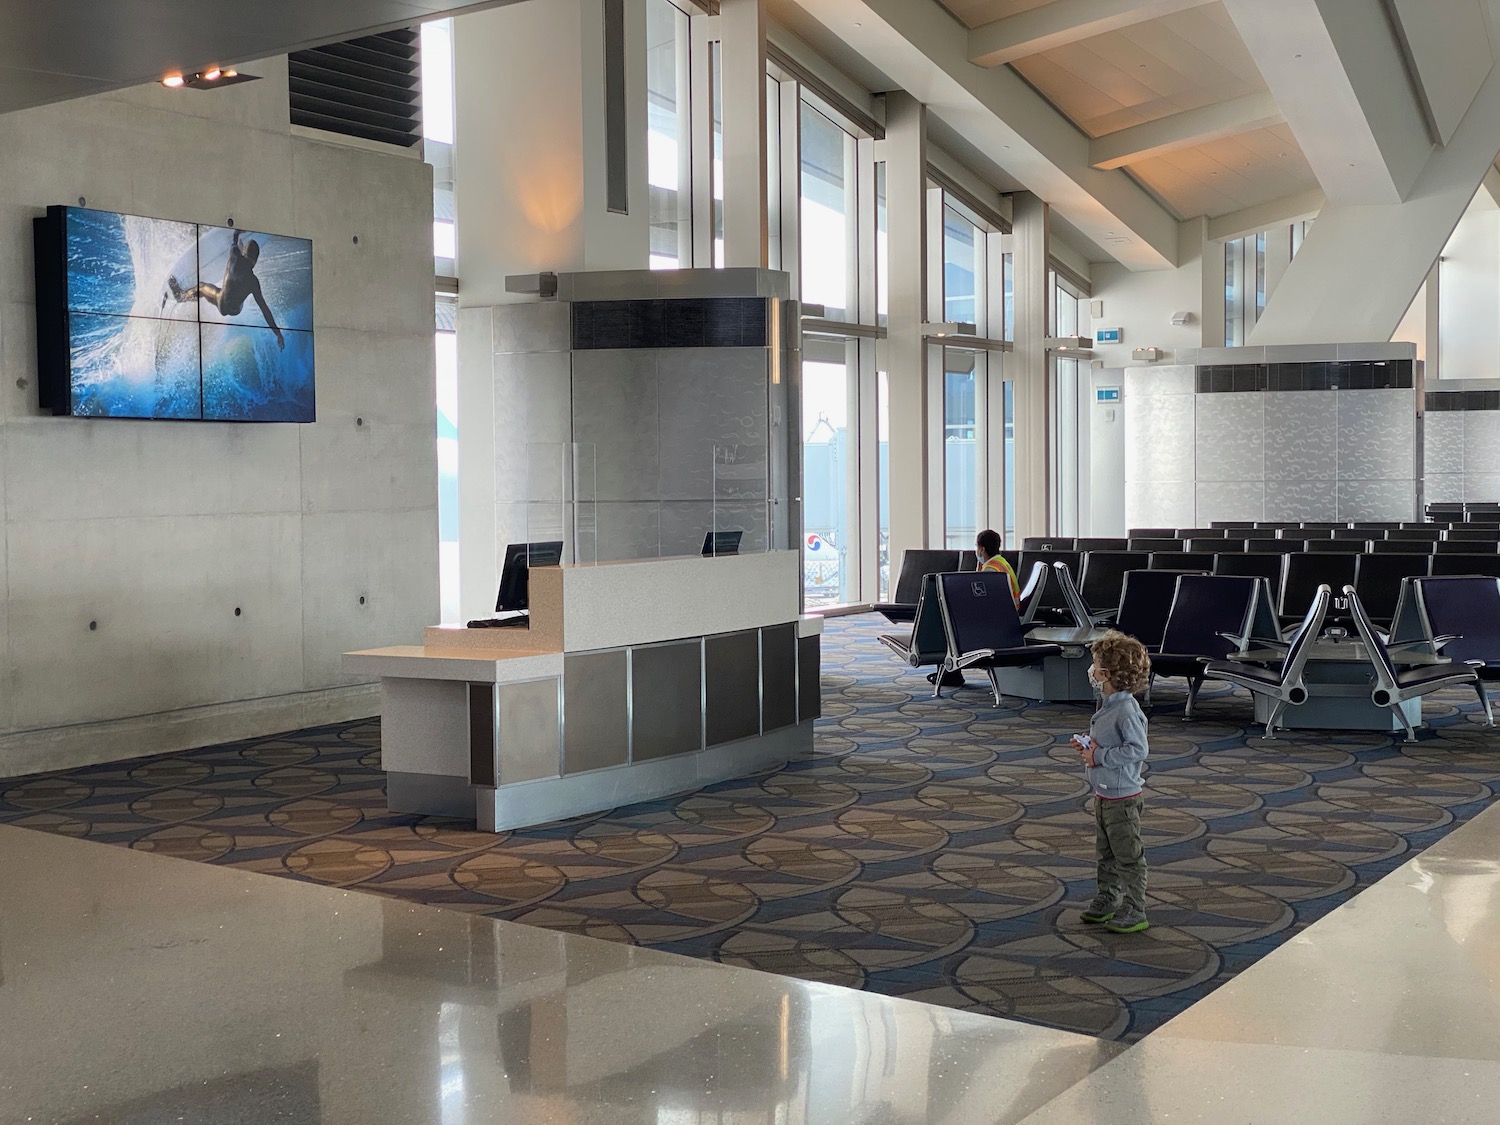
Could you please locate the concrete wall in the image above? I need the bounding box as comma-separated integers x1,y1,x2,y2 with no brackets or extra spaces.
0,60,438,774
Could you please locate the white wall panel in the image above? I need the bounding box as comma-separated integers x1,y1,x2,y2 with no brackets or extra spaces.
1264,479,1339,523
1423,412,1465,475
1264,392,1338,481
1124,394,1195,484
1196,481,1265,524
1195,394,1264,482
1125,479,1195,529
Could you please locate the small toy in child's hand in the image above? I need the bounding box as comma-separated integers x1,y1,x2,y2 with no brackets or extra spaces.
1072,734,1095,765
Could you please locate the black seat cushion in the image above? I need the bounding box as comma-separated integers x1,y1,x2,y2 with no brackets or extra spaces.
1201,658,1283,686
1395,663,1478,689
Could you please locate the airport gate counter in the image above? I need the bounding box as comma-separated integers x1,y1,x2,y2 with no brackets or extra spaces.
345,549,821,831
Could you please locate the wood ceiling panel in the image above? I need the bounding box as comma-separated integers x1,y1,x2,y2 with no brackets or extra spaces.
1130,126,1317,217
1011,2,1265,137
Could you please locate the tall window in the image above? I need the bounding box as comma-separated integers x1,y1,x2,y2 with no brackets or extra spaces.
801,342,857,607
937,194,1005,546
420,20,456,275
1002,252,1014,341
943,205,983,327
1051,274,1085,534
711,41,724,268
423,21,459,618
877,370,890,598
1255,231,1267,321
1003,382,1015,546
799,102,857,319
1225,230,1271,345
646,0,692,269
436,298,459,621
1290,218,1312,259
1225,236,1246,347
875,161,888,326
943,351,980,548
766,74,782,272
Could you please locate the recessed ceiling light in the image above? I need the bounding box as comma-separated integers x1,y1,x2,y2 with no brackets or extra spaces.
202,66,222,81
161,73,184,88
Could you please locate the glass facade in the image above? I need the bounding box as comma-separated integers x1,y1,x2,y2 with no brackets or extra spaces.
1225,235,1245,347
646,0,692,269
801,351,856,607
421,20,456,278
423,22,459,618
943,352,979,548
943,205,983,328
799,102,856,319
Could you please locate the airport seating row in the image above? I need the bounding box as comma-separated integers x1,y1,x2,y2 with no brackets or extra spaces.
878,554,1500,737
1024,528,1500,551
995,548,1500,630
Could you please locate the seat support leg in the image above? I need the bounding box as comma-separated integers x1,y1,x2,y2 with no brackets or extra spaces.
1393,703,1418,743
987,667,1002,707
1476,682,1495,727
1185,674,1205,720
1263,699,1287,740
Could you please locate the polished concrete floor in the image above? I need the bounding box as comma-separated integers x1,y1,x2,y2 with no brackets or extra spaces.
5,793,1500,1124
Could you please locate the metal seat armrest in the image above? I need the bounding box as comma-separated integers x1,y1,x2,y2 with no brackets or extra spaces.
953,649,999,669
1387,635,1454,654
1216,631,1262,652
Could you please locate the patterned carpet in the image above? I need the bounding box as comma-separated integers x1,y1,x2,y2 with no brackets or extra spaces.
3,613,1498,1042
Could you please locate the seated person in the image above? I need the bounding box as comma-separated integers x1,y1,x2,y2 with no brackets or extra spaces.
976,528,1020,607
928,529,1020,688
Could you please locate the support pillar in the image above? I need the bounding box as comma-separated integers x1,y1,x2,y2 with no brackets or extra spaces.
882,92,929,560
1011,191,1049,542
719,0,768,267
452,0,648,618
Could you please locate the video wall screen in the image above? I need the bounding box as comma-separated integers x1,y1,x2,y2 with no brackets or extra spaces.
34,205,315,422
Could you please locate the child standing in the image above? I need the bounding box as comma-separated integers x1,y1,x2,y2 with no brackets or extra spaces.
1071,630,1153,933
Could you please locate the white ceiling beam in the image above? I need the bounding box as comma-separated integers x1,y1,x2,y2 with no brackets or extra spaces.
789,0,1179,270
1205,188,1324,242
1248,61,1500,344
1479,161,1500,209
1388,0,1493,146
1220,0,1432,205
1090,92,1284,170
968,0,1215,67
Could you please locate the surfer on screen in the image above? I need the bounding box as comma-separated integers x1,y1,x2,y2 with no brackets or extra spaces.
164,230,285,349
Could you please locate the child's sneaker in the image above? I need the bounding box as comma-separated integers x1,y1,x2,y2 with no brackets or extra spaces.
1079,894,1120,923
1104,907,1149,933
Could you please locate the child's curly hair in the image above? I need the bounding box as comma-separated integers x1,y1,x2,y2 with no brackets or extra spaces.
1091,630,1152,695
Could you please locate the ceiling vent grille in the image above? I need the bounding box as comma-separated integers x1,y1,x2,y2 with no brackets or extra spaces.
289,29,420,148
